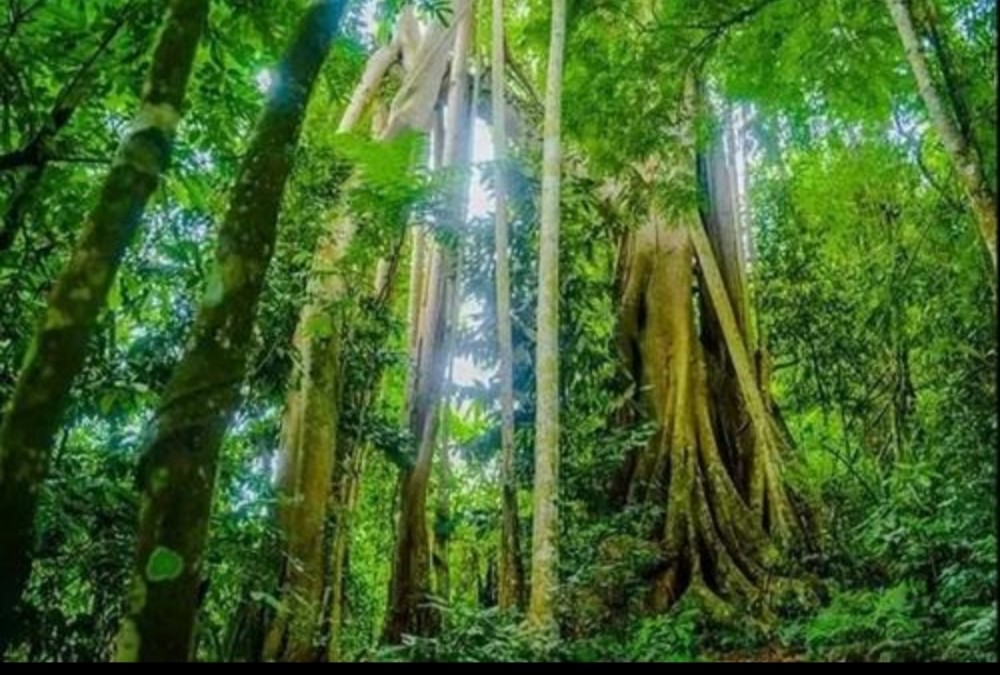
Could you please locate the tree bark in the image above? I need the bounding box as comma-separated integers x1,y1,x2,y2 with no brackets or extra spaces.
384,0,474,643
697,103,755,494
326,442,366,662
885,0,996,268
528,0,567,632
115,1,348,662
0,0,209,655
263,13,420,660
262,9,461,657
613,74,794,613
617,214,773,612
492,0,525,614
262,217,353,662
432,358,455,606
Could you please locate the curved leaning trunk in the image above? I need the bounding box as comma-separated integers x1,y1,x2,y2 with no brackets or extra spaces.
885,0,997,269
116,1,349,662
0,0,210,655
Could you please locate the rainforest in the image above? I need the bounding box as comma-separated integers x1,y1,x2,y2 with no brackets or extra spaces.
0,0,996,663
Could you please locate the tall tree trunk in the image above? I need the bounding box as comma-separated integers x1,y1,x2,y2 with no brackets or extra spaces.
265,9,462,658
528,0,567,632
614,75,794,614
432,360,454,605
263,15,412,661
326,442,367,662
326,231,407,662
618,215,772,612
0,0,209,655
384,0,474,644
885,0,996,268
263,216,353,662
492,0,525,613
115,1,348,662
433,49,480,613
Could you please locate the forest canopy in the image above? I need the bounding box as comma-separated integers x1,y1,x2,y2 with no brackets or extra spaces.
0,0,996,663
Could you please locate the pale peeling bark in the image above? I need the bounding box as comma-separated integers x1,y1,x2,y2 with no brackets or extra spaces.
529,0,567,632
337,38,402,134
382,2,472,141
0,0,209,654
398,7,424,73
885,0,996,268
267,9,458,658
115,1,348,662
492,0,525,613
384,0,475,643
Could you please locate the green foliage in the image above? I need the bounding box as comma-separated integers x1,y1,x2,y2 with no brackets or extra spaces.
376,606,560,662
574,607,700,663
1,0,995,664
804,585,925,661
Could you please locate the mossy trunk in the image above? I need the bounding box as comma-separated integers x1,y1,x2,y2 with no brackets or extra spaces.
614,76,795,612
326,442,366,662
115,1,347,662
0,0,208,654
263,217,352,662
617,216,774,611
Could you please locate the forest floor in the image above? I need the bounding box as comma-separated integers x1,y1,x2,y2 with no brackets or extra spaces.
710,646,805,662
